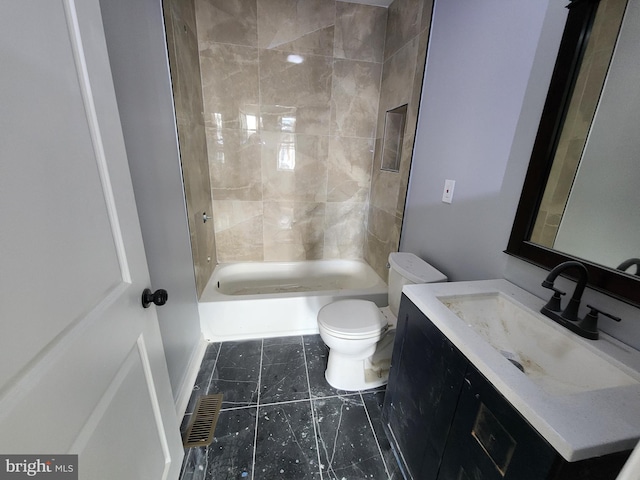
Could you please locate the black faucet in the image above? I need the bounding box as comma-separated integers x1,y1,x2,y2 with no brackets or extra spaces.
539,261,621,340
617,258,640,276
541,260,589,321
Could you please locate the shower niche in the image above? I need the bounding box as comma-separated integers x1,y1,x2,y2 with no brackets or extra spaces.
381,104,407,173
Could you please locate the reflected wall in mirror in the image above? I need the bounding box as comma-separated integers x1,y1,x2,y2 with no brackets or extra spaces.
381,104,407,172
507,0,640,305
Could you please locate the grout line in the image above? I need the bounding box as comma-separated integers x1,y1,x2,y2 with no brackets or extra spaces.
205,343,222,394
302,335,325,480
203,444,210,480
256,338,264,407
258,397,313,409
360,391,391,480
316,390,366,400
219,404,259,413
251,339,264,480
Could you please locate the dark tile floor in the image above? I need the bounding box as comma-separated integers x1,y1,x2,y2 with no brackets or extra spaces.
178,334,402,480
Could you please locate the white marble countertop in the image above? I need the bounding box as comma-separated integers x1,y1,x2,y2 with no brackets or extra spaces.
403,279,640,462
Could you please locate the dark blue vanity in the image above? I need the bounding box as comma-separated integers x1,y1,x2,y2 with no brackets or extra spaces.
382,294,632,479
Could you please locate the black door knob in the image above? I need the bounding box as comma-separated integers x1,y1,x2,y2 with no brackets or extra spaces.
141,288,168,308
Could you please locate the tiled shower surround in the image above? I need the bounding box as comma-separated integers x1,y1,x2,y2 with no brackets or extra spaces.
179,335,402,479
191,0,433,277
197,0,384,263
164,0,217,296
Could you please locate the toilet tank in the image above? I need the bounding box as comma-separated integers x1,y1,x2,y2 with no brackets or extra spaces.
388,252,448,317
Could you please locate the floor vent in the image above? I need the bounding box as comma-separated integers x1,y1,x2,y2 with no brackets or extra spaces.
183,394,223,448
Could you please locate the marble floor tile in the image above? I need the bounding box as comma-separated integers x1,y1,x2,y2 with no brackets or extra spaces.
208,339,262,408
180,406,257,480
179,335,399,479
260,336,309,404
313,395,389,479
204,407,256,479
254,401,321,479
180,446,208,480
362,391,403,480
185,342,221,416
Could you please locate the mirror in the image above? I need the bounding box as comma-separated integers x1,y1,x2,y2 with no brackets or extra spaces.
506,0,640,306
380,104,407,172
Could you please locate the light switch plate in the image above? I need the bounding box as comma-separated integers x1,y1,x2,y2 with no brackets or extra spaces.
442,179,455,203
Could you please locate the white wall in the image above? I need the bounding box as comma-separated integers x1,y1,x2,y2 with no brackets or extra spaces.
402,0,565,278
99,0,204,405
402,0,640,349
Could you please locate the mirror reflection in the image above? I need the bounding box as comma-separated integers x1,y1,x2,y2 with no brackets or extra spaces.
529,0,639,274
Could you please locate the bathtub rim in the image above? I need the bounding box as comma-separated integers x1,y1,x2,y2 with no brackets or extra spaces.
200,258,388,302
197,259,389,342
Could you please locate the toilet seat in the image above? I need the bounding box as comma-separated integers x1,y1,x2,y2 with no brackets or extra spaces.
317,299,387,339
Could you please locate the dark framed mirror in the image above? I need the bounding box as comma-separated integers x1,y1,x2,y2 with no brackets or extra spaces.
506,0,640,306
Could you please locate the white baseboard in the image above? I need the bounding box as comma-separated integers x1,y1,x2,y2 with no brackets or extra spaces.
174,334,208,419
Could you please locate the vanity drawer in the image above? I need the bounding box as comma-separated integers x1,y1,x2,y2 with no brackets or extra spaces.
436,366,631,480
437,365,556,479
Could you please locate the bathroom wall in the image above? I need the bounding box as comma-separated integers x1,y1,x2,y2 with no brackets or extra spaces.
401,0,565,280
164,0,217,296
196,0,387,262
401,0,640,349
364,0,434,279
100,0,204,406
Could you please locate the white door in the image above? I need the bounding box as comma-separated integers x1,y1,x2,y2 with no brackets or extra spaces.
0,0,183,478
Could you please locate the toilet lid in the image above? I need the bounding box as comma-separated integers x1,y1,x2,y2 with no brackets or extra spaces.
389,252,448,284
318,300,387,337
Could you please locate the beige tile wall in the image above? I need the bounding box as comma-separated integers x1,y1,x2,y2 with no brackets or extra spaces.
196,0,387,263
164,0,217,297
364,0,434,279
184,0,432,274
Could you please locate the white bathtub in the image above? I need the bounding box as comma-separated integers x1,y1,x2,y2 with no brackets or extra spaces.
198,259,388,342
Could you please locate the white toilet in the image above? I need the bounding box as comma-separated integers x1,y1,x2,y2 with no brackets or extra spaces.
317,252,447,391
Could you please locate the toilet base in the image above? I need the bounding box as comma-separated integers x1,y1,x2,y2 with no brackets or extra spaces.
324,331,395,391
325,355,390,391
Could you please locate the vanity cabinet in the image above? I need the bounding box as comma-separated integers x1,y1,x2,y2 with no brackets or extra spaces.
382,294,630,480
382,293,467,480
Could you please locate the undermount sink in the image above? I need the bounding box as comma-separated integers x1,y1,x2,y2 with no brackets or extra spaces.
439,292,638,396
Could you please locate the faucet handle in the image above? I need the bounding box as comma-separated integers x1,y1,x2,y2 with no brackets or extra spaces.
542,286,565,312
541,280,566,296
585,305,621,323
576,305,622,340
